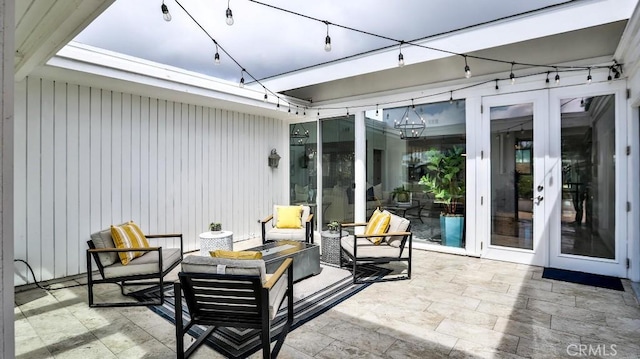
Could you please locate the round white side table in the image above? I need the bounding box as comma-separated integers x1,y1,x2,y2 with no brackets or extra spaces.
199,231,233,256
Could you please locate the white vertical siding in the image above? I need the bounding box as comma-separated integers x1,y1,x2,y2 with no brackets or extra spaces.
14,77,286,284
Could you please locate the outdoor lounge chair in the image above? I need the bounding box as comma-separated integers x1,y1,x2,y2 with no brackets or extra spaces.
261,204,314,244
175,255,294,359
86,225,183,307
340,210,412,284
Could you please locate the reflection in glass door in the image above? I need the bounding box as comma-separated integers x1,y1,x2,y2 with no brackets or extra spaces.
321,116,355,228
559,95,615,259
490,104,535,250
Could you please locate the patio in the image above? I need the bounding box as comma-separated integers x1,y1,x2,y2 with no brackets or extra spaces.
15,239,640,359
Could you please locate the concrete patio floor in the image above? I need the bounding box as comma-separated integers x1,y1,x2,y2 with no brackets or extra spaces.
14,237,640,358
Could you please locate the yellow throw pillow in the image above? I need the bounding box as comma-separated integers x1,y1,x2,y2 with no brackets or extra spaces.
111,221,150,265
210,250,263,260
276,206,303,229
365,209,391,245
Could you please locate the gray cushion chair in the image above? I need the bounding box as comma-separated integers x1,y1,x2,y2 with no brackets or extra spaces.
175,255,294,359
340,210,412,284
261,205,314,244
86,227,183,307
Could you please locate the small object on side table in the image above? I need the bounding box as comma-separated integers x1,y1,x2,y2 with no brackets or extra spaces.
199,231,233,256
321,230,346,266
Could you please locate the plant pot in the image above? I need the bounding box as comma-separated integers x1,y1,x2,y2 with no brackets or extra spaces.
440,214,464,248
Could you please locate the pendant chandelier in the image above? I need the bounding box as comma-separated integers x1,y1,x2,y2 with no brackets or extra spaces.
394,104,425,140
290,123,309,146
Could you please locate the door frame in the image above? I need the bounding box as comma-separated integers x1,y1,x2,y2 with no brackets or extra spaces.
548,82,628,277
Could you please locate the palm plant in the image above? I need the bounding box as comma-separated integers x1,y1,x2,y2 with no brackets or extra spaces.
419,146,465,215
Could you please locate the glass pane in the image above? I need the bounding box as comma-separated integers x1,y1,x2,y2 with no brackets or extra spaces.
364,100,467,248
490,103,534,249
560,95,615,259
321,116,355,228
289,121,318,225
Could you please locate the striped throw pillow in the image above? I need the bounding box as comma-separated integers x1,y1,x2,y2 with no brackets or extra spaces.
110,221,150,265
365,208,391,245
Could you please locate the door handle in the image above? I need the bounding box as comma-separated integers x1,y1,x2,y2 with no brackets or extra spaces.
535,196,544,205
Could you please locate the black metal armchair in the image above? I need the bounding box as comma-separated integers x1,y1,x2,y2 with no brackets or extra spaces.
175,256,294,359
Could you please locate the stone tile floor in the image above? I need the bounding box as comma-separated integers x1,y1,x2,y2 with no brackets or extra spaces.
14,237,640,358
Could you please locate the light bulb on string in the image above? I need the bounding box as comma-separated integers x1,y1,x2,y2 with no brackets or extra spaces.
495,79,499,90
545,71,550,85
555,67,560,85
449,92,453,104
587,68,592,84
239,69,245,88
509,62,515,84
276,98,280,109
214,44,220,65
263,89,268,102
225,0,234,25
375,104,379,116
464,55,471,78
161,2,171,21
398,42,404,67
607,67,613,81
324,22,332,52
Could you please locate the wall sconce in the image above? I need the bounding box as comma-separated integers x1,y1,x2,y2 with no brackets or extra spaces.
268,148,281,168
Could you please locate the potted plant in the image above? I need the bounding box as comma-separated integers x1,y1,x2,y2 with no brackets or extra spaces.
391,185,411,204
419,146,466,247
327,221,340,233
209,222,222,233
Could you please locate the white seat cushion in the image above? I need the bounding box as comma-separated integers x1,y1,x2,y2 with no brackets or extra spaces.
103,247,181,279
264,228,307,241
340,235,405,258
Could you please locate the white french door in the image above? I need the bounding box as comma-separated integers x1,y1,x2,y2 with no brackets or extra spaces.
480,90,548,266
547,83,627,277
480,83,628,277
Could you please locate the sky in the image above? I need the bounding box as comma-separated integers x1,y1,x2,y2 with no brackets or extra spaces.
74,0,572,85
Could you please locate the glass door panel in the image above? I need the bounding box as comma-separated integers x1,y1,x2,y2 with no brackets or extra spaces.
490,105,534,250
560,95,615,259
321,116,355,228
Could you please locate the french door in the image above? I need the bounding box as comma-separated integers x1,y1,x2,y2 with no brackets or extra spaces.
480,91,548,266
481,84,627,277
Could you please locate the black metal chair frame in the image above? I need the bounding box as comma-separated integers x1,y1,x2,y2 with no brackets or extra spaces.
175,258,294,359
261,212,314,244
86,233,183,307
339,222,412,284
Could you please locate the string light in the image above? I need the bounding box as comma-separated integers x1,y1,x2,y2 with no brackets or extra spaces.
375,104,379,116
263,88,268,102
449,92,453,104
239,69,245,87
276,98,280,109
464,55,471,78
296,106,299,116
161,1,171,21
411,99,415,109
545,71,550,85
214,43,220,64
587,68,592,84
324,21,332,52
174,0,624,120
509,62,515,84
225,0,234,25
317,109,320,116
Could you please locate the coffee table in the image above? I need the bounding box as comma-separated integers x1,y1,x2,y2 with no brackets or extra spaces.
247,240,321,282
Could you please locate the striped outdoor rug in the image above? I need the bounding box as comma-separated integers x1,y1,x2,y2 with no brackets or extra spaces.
132,264,389,359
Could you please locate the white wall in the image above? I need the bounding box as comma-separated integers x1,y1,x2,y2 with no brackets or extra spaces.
13,76,286,285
